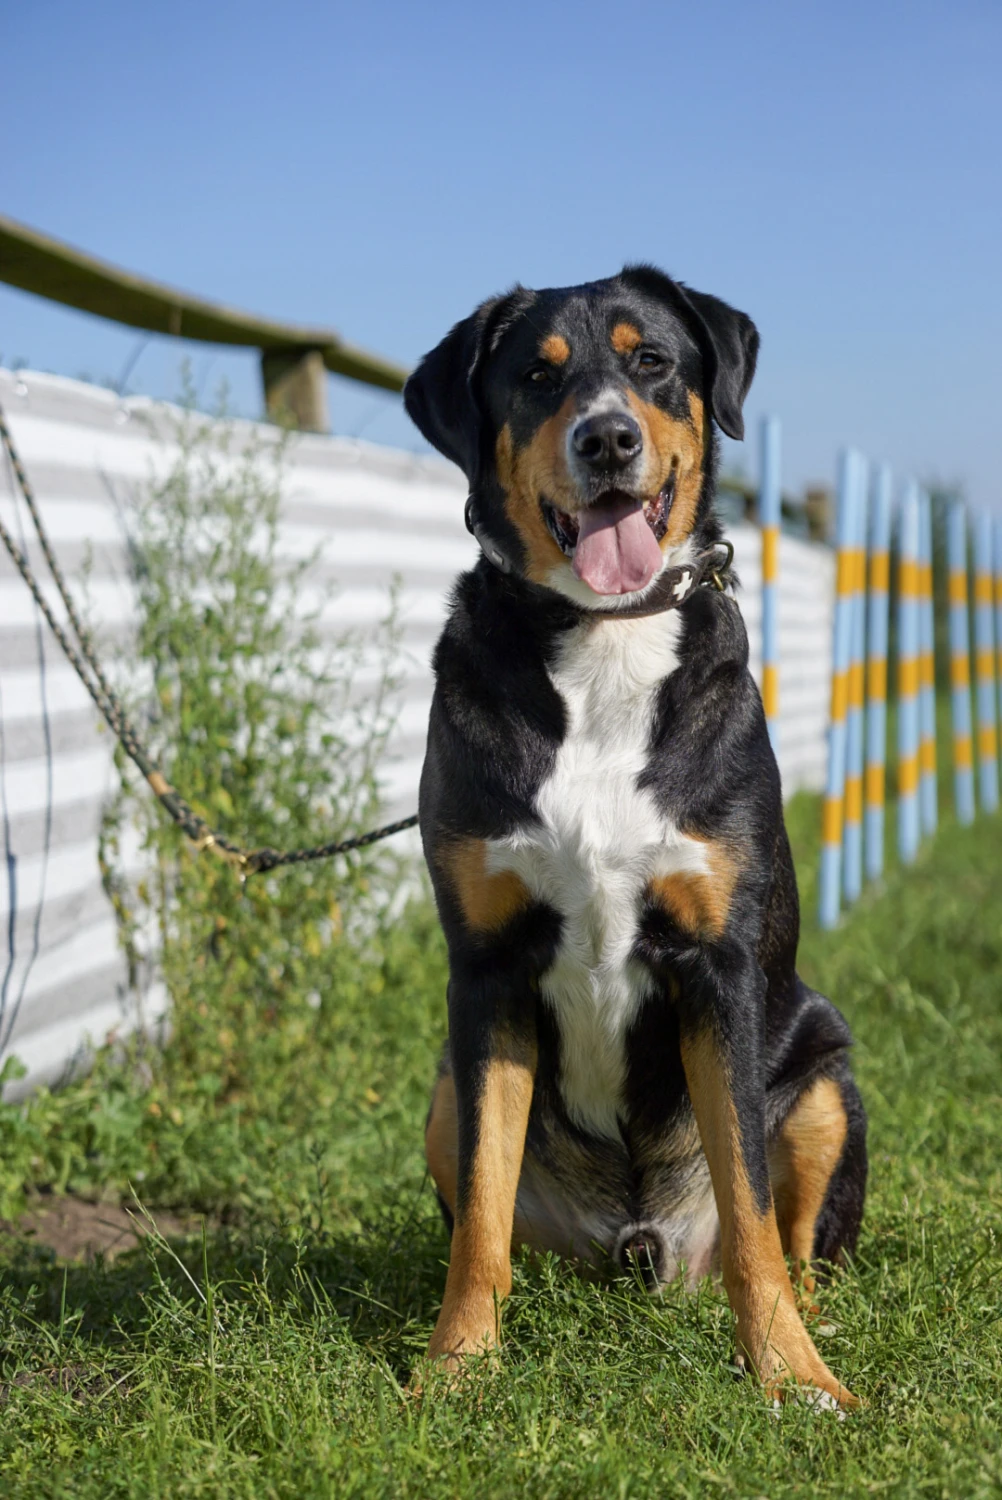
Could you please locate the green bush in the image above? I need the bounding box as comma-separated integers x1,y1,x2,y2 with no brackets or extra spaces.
0,394,432,1219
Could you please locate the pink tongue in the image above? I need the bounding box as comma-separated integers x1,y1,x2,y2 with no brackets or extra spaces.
572,497,663,595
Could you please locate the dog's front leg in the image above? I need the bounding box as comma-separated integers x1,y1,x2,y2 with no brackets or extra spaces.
426,970,536,1366
678,944,858,1410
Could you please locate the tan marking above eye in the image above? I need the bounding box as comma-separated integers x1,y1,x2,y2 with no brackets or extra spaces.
610,322,643,355
540,333,570,366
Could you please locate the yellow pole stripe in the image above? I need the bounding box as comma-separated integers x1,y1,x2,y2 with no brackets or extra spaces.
948,572,968,606
865,764,885,807
951,653,970,688
848,660,865,711
822,796,844,845
869,551,890,593
974,575,992,607
920,651,934,689
835,549,855,595
976,647,995,680
898,756,920,795
762,527,779,584
829,668,848,724
954,734,973,770
898,657,920,697
867,656,887,702
920,740,936,775
844,775,863,823
979,725,999,761
762,663,779,719
899,558,919,598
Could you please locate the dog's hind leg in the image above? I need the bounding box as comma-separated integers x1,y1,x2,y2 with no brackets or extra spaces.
769,1067,867,1303
678,954,858,1410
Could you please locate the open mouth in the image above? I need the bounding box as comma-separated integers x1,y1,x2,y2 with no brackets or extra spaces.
541,474,676,596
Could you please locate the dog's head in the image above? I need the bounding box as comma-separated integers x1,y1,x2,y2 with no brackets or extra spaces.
405,266,758,607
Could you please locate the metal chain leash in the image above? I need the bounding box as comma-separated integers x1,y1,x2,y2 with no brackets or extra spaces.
0,402,418,880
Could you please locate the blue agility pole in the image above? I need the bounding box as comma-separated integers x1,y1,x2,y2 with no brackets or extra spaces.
819,450,863,929
842,459,868,904
947,501,976,825
918,490,938,836
973,511,999,812
759,416,781,754
996,516,1002,768
864,463,892,882
897,483,922,864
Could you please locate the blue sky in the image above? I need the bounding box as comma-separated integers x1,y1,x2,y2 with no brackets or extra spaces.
2,0,1000,510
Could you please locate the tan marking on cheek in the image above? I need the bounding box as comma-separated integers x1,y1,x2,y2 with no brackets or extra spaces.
540,333,570,365
770,1077,849,1300
439,836,531,933
610,321,643,355
496,410,577,584
427,1047,536,1361
681,1031,857,1408
627,389,706,549
647,839,739,939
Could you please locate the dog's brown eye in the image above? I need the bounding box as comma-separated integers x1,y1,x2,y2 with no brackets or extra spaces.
525,365,553,386
638,350,664,369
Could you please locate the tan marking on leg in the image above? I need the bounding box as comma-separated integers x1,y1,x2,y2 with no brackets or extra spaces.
610,321,643,355
770,1076,848,1301
426,1070,458,1217
647,839,740,940
540,333,570,365
626,390,706,549
438,837,531,934
681,1030,857,1408
427,1046,537,1363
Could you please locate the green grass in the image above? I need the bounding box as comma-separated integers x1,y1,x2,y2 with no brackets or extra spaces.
1,801,1001,1498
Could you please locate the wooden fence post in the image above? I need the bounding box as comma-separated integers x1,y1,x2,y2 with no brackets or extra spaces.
261,349,330,433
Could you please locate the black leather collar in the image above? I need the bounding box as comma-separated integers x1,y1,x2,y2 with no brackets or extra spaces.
464,495,733,619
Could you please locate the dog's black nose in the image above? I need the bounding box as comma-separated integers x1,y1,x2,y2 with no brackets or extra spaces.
572,411,643,471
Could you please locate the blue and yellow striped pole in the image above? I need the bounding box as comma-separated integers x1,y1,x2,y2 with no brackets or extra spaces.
759,416,781,753
820,450,863,929
973,511,999,812
996,516,1002,762
897,483,922,863
864,463,892,882
842,461,868,904
947,501,976,825
918,490,938,835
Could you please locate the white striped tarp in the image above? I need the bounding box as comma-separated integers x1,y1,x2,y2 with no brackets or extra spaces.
0,368,833,1096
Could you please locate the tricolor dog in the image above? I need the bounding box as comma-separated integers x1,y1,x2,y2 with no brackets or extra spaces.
404,267,867,1409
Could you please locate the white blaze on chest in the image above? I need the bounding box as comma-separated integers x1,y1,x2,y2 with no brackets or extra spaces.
485,612,711,1138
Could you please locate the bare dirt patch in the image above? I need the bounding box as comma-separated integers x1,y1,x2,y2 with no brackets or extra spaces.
0,1195,196,1262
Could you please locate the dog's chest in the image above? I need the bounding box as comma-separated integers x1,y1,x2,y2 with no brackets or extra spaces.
486,615,708,1137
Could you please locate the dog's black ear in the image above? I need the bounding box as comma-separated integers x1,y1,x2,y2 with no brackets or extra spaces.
404,291,528,478
621,265,759,441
